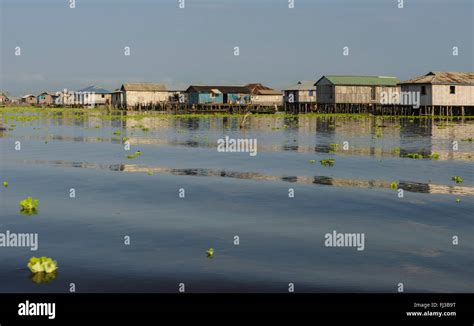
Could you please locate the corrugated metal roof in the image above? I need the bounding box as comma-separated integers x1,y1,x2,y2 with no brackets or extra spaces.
317,75,399,86
186,86,250,94
122,83,168,91
78,86,112,94
400,71,474,85
283,81,316,91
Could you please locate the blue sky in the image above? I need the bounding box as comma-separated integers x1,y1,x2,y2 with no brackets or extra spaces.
0,0,472,96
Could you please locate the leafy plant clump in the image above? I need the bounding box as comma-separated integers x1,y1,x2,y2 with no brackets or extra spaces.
392,147,401,154
112,130,122,136
405,153,424,159
390,182,398,190
3,181,8,187
19,197,39,215
309,159,316,164
27,256,58,274
452,176,463,184
428,152,440,160
456,198,461,203
461,138,473,142
320,159,335,167
206,248,214,258
127,151,141,159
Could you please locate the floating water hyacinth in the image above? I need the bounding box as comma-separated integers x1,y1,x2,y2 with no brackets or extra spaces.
122,137,129,142
428,152,440,160
390,182,398,190
206,248,214,258
309,159,316,164
27,257,58,274
392,147,401,154
19,197,39,215
3,181,8,187
461,138,473,142
112,130,122,136
405,153,423,159
456,198,461,203
320,159,335,167
452,176,463,184
127,151,141,159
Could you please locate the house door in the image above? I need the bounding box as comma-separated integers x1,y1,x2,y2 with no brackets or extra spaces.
223,94,228,104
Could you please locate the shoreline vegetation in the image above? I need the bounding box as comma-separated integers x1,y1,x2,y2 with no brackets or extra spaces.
1,107,474,121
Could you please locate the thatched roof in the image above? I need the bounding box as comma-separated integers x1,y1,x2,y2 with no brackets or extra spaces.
401,72,474,85
255,89,282,95
122,83,168,91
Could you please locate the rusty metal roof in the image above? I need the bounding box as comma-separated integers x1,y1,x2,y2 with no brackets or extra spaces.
401,72,474,85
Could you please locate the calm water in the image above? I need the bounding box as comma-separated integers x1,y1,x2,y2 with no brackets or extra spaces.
0,112,473,293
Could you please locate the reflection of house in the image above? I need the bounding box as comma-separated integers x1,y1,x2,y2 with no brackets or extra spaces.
21,94,36,105
246,83,282,106
400,71,474,107
315,75,399,104
283,81,316,104
37,92,59,106
117,83,169,108
77,86,112,106
186,86,250,105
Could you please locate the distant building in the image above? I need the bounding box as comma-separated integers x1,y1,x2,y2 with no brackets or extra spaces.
315,75,399,104
399,71,474,107
186,86,250,105
283,81,316,104
116,83,169,108
37,92,59,106
245,83,282,106
77,86,112,106
21,94,36,105
0,93,9,105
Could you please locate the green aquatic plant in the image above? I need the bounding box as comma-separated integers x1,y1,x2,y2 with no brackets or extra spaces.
309,159,316,164
206,248,214,258
392,147,401,154
142,127,150,132
320,159,335,167
3,181,8,187
27,256,58,274
147,171,153,176
461,138,473,142
112,130,122,136
405,153,424,159
428,152,440,160
127,151,141,159
390,182,398,190
19,197,39,215
452,176,463,184
456,198,461,203
122,137,129,142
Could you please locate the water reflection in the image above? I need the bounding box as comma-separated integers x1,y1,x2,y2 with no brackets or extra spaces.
14,159,474,196
5,115,473,161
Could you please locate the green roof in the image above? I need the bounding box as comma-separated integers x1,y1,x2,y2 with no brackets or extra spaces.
318,75,399,86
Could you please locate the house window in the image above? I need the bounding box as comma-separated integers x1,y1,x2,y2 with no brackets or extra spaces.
101,94,105,98
450,86,456,94
309,90,313,96
371,86,376,100
421,86,426,95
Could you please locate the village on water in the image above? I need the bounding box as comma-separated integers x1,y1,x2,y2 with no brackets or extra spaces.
1,71,473,116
